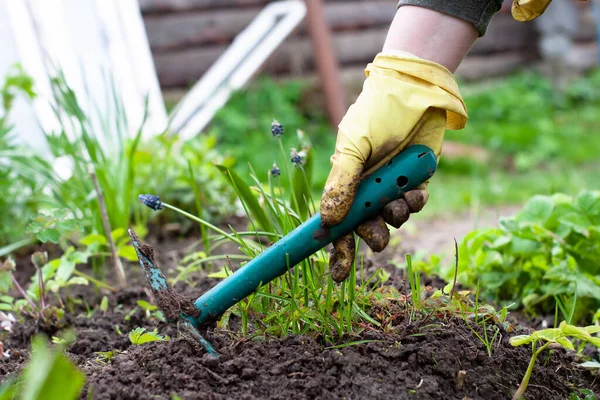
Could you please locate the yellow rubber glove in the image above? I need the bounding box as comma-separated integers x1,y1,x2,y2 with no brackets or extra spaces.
511,0,587,22
321,52,468,282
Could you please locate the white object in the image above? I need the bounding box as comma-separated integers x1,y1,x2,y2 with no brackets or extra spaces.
2,0,167,153
169,0,307,140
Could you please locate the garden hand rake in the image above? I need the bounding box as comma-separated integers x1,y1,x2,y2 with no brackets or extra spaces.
128,144,437,356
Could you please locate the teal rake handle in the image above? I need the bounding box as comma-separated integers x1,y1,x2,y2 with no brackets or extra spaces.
192,144,437,326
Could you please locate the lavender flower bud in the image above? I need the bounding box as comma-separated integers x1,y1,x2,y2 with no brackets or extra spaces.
138,194,163,211
270,163,281,177
290,148,303,167
271,119,284,137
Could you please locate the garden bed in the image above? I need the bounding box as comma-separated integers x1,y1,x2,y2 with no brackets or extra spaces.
1,238,598,400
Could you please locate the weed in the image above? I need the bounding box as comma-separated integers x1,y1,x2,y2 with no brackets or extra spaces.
420,191,600,324
128,327,168,345
94,350,122,364
510,321,600,399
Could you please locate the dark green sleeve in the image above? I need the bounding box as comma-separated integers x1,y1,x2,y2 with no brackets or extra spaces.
396,0,503,36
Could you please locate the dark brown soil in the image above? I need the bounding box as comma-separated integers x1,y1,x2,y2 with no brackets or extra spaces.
1,218,599,399
1,281,598,399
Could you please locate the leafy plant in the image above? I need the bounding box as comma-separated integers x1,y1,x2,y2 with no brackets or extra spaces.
434,191,600,323
0,335,85,400
26,209,79,244
510,321,600,400
138,120,514,344
128,327,168,345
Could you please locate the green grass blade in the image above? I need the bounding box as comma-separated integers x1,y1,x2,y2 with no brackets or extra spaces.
215,164,274,232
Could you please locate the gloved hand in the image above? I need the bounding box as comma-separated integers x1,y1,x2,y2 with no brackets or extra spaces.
321,52,468,282
511,0,587,22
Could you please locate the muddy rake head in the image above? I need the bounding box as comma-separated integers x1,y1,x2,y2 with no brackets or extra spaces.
128,145,438,357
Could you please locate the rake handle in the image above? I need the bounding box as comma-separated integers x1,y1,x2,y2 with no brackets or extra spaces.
191,144,437,326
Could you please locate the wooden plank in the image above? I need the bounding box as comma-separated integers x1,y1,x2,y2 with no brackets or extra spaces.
153,18,535,88
153,27,387,86
456,52,535,81
138,0,268,13
138,0,382,13
144,1,396,50
470,12,534,55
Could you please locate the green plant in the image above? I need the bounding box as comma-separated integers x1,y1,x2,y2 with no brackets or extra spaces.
94,350,122,364
568,389,598,400
1,67,235,259
0,335,85,400
209,77,335,193
431,191,600,323
128,327,168,345
139,120,516,343
510,321,600,400
0,65,42,247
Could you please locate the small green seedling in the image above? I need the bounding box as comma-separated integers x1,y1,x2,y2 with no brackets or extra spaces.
128,327,168,345
94,350,121,364
510,321,600,400
136,300,164,321
568,388,597,400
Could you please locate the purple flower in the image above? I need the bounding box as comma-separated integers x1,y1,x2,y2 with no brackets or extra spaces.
270,163,281,177
271,119,284,137
138,194,163,211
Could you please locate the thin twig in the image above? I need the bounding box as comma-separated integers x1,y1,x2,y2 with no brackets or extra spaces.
10,272,36,311
90,168,127,288
450,238,459,302
37,266,46,309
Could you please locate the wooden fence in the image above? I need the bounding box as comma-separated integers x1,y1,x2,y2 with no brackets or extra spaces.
138,0,598,94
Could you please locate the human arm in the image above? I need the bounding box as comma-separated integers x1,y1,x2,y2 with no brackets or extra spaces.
319,5,489,282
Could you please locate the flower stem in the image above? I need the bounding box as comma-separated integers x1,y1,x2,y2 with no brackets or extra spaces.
10,272,37,311
162,203,243,246
277,138,300,214
512,341,551,400
90,168,127,288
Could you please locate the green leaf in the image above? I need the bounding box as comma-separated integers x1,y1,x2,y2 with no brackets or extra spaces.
576,191,600,217
56,259,76,282
26,220,44,234
66,277,88,286
579,360,600,369
509,335,532,347
208,267,233,279
517,195,554,224
118,245,138,262
52,209,69,219
0,378,16,400
79,233,107,247
128,327,167,345
216,164,274,232
19,335,85,400
555,336,575,350
136,300,157,311
111,228,126,244
55,219,77,233
37,228,61,244
0,304,13,311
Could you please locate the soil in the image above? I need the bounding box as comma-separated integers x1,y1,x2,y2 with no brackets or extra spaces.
1,208,599,399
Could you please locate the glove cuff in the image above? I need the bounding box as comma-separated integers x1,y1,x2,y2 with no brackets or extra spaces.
365,52,468,130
